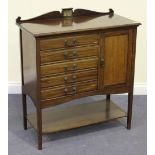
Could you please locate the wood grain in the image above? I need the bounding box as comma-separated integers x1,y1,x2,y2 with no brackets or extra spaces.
39,34,98,50
27,100,127,134
16,8,114,24
41,69,97,88
103,33,128,85
41,80,97,100
22,31,38,103
40,58,98,77
40,46,99,64
18,14,140,37
17,9,140,150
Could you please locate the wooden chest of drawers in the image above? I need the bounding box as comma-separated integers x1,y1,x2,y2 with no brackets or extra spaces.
40,33,99,102
16,8,140,150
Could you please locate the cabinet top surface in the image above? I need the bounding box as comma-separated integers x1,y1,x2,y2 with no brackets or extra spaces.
17,9,140,37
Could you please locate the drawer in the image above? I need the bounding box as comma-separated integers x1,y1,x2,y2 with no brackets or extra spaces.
39,34,99,50
40,46,99,64
41,58,98,77
41,81,97,100
41,70,98,88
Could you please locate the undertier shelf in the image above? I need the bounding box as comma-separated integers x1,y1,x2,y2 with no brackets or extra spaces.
27,100,127,134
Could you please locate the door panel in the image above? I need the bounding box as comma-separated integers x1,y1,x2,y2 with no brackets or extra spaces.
102,32,129,86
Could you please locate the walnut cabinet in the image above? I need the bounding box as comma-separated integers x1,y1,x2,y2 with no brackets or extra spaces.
16,8,140,150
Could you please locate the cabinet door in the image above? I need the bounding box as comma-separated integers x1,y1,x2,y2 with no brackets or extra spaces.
101,30,132,88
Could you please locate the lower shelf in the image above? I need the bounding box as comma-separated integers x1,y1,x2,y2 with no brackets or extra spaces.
27,99,127,134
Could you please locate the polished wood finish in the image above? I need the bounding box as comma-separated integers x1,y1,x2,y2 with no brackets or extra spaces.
106,94,110,100
73,8,114,17
17,8,140,150
40,58,98,76
40,46,99,64
41,69,97,88
19,29,28,130
21,31,38,104
27,100,127,134
39,34,98,50
22,94,27,130
17,12,140,37
127,29,137,129
36,106,42,150
16,8,114,24
103,32,128,85
41,80,97,100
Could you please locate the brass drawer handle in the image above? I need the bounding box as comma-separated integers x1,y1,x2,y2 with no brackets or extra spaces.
64,86,77,95
64,75,77,83
64,51,77,59
64,39,77,47
72,75,77,80
64,76,68,81
64,64,77,72
100,58,104,67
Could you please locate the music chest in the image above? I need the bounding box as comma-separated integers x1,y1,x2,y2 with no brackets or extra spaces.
16,8,141,149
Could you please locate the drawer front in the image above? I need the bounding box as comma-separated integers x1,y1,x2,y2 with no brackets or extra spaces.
41,58,98,77
41,81,97,100
41,70,98,88
39,34,99,50
40,46,99,64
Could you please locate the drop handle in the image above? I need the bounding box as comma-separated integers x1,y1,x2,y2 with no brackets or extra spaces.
64,76,68,81
100,58,104,67
64,75,77,83
72,75,77,80
64,86,77,95
64,51,77,59
64,64,77,72
64,39,77,47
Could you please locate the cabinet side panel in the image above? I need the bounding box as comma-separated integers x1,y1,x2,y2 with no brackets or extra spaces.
104,34,128,85
22,30,38,103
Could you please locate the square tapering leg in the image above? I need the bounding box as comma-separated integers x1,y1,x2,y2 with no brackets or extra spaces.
106,94,110,118
22,94,27,130
106,94,110,100
127,92,133,129
37,108,42,150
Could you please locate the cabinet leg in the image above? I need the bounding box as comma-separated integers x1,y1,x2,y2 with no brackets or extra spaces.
127,92,133,129
37,108,42,150
106,94,110,100
106,94,110,118
22,94,27,130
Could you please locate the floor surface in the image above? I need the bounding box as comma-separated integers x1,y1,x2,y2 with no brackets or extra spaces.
8,95,147,155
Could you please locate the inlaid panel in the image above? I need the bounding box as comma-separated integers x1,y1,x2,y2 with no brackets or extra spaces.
103,33,129,85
